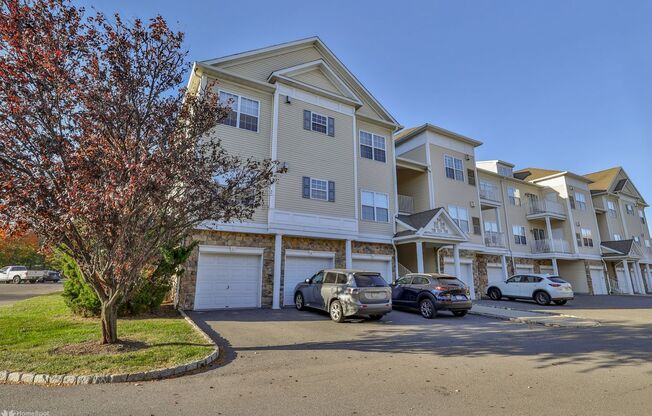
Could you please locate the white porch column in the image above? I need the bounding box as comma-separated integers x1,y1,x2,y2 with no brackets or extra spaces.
272,234,283,309
501,255,508,279
544,216,554,251
622,260,633,294
453,244,462,279
633,261,644,294
646,264,652,293
495,207,502,233
416,241,424,273
345,240,353,269
552,258,559,275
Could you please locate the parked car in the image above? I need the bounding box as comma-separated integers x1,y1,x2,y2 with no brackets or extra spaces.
0,265,37,284
294,269,392,322
391,273,472,318
38,270,61,283
486,274,574,305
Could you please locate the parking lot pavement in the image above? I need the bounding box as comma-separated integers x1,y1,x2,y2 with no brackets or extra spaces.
1,306,651,416
475,294,652,325
0,282,63,306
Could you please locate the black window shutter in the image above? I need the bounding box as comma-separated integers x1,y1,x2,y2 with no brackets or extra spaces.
576,232,582,247
327,117,335,137
302,177,311,198
303,110,311,130
472,217,481,235
467,169,476,186
569,195,576,210
328,181,335,202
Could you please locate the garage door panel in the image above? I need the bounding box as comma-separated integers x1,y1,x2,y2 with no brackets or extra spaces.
194,252,261,310
284,255,334,306
352,259,392,283
444,262,475,299
487,265,505,284
590,269,607,295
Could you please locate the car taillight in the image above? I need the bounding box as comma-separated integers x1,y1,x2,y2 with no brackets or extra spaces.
434,286,446,291
549,283,561,287
347,288,360,295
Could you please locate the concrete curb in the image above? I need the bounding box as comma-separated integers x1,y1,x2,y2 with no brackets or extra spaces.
0,310,219,386
469,308,601,328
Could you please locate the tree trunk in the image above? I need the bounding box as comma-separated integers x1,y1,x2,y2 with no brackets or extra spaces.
100,301,118,344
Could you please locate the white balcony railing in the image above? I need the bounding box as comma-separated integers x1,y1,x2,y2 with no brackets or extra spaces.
479,186,501,202
530,238,572,254
398,194,415,214
484,231,506,247
527,199,566,217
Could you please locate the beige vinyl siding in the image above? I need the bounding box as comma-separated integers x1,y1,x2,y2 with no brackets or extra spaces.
623,200,647,241
291,69,341,95
501,180,541,254
205,77,273,224
568,187,601,256
355,101,385,121
397,170,430,213
604,196,625,239
219,46,324,82
398,145,427,164
274,95,355,219
429,144,483,245
357,120,395,236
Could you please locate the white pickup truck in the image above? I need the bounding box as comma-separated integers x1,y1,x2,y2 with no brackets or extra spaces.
0,265,38,283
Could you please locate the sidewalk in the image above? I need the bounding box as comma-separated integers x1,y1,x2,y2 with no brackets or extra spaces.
470,304,601,328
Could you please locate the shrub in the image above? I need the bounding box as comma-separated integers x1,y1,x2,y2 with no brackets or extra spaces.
58,243,196,317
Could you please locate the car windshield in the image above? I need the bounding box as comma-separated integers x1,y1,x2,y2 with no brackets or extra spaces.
548,276,568,284
12,266,27,271
433,277,464,286
353,273,388,287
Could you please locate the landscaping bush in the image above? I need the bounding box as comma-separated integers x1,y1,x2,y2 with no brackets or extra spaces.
59,243,196,317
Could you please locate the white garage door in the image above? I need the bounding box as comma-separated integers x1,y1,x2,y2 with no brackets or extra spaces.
516,265,534,275
353,258,393,283
590,268,608,295
284,254,334,306
194,251,261,310
615,268,633,294
444,262,475,299
487,264,505,285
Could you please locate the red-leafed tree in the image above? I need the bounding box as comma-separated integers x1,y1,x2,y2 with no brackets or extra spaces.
0,0,277,343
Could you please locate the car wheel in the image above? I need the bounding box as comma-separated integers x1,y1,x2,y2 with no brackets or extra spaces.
329,300,345,323
553,300,567,306
488,288,502,300
294,292,305,311
368,315,383,321
29,280,35,284
12,276,21,284
534,291,552,305
419,298,436,319
452,310,468,317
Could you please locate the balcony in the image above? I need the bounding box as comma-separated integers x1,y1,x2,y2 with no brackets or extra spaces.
398,194,414,215
484,231,506,248
526,199,566,220
530,238,572,254
479,186,501,205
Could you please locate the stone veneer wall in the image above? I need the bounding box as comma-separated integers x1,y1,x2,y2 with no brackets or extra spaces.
177,231,276,310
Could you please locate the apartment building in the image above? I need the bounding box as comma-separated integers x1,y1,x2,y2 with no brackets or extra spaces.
177,37,401,310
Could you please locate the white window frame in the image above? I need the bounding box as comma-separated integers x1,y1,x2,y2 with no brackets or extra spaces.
218,90,260,132
581,228,594,247
574,192,587,211
444,155,464,182
512,225,527,245
634,236,640,243
507,187,521,206
639,209,646,224
359,130,387,163
497,166,512,177
310,178,328,201
310,111,328,134
607,201,617,218
448,205,470,233
361,190,390,223
484,221,499,233
626,204,634,215
645,240,651,248
613,234,622,241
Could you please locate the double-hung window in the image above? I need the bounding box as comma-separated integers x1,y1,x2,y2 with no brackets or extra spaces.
359,131,386,162
302,176,334,202
507,187,521,206
448,205,469,233
639,209,646,224
613,234,622,241
218,91,259,132
512,225,527,245
626,204,634,215
645,240,651,248
607,201,617,218
574,192,587,211
581,228,594,247
311,112,328,134
361,191,389,222
444,155,464,181
303,110,334,136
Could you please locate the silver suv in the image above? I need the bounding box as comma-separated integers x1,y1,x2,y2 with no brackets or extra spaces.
293,269,392,322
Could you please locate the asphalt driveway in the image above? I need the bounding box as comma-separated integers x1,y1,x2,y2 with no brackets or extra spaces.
0,281,63,306
1,301,650,416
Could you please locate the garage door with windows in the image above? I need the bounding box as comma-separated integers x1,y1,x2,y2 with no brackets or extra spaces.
352,256,393,283
284,251,334,306
194,247,262,310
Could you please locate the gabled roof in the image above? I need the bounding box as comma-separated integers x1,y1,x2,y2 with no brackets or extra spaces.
395,208,468,243
584,167,621,192
584,167,647,205
514,167,593,184
199,36,400,128
601,239,634,255
397,208,444,230
394,123,483,147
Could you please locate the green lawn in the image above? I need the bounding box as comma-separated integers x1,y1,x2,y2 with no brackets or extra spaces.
0,294,214,375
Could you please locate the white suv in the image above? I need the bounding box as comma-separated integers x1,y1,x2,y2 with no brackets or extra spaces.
486,274,574,305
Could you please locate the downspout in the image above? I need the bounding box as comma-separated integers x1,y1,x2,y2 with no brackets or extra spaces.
392,239,400,282
499,177,516,274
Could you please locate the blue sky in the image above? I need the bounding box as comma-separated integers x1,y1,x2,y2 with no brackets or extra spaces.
81,0,651,213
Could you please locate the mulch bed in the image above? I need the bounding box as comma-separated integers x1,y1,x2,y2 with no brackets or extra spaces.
50,339,149,356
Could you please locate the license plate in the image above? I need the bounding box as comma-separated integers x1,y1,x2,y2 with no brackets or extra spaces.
454,295,467,301
367,292,386,299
